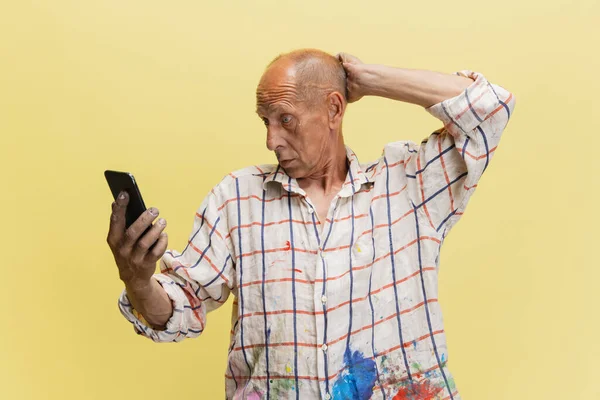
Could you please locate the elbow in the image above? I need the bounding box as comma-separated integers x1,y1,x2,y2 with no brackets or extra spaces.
491,83,516,118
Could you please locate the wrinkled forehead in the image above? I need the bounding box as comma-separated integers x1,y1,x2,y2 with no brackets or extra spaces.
256,65,301,114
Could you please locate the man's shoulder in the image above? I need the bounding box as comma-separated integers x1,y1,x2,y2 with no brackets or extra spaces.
358,140,416,168
381,140,419,155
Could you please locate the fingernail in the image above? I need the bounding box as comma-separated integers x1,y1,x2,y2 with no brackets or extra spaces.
158,218,166,225
119,191,126,199
149,207,158,215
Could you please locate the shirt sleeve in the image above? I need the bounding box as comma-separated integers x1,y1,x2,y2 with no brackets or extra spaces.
400,70,516,236
117,184,236,343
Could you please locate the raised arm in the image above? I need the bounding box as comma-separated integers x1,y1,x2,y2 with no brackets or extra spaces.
339,53,516,235
338,52,473,107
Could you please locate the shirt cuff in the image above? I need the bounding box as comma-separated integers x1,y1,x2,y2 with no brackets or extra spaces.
117,274,190,342
425,70,499,138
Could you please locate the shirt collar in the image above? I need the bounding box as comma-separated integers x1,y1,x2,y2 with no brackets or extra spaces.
263,145,371,197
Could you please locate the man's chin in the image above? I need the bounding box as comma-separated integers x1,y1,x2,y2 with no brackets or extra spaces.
282,166,297,177
281,165,304,179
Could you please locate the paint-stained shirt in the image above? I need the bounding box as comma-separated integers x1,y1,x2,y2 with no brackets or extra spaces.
118,69,515,400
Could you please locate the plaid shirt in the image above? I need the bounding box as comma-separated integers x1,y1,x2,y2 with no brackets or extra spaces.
118,69,515,400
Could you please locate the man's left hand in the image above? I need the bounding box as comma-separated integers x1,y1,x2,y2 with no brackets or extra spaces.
337,52,366,103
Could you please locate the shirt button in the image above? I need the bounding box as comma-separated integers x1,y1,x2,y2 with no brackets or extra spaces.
321,295,327,304
322,343,328,352
324,394,331,400
308,207,314,214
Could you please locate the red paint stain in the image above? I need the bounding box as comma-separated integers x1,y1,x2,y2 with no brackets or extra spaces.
392,381,443,400
284,241,291,251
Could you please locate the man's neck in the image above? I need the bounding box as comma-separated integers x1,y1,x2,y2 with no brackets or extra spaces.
297,138,348,196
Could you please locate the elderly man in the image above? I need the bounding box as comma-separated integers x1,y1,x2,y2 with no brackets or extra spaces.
107,49,515,399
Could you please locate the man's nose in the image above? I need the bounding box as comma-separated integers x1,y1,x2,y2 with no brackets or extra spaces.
266,127,284,152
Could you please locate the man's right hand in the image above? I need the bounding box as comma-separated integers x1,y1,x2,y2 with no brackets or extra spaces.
106,191,169,291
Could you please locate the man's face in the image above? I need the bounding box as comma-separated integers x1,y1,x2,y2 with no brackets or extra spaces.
256,63,335,179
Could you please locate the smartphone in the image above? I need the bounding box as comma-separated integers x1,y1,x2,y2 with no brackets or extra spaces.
105,170,152,235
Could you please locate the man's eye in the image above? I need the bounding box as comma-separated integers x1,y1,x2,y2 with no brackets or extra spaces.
282,115,292,124
262,118,269,126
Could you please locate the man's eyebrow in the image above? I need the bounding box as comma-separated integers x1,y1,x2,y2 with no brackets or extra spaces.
256,104,289,115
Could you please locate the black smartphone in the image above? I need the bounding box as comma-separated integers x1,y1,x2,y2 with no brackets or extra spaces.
105,170,152,235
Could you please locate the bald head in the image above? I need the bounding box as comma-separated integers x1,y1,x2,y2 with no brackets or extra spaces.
261,48,347,107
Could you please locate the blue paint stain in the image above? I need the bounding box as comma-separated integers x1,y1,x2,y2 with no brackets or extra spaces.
331,349,377,400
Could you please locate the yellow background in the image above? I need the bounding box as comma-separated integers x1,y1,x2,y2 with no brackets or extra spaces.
1,1,598,399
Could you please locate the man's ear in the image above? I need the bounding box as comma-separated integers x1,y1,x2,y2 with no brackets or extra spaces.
327,91,345,129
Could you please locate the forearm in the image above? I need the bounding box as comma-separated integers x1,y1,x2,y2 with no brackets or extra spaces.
359,64,474,108
125,277,173,330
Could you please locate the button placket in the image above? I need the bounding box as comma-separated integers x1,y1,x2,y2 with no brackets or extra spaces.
304,197,316,217
312,195,340,399
301,195,328,396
